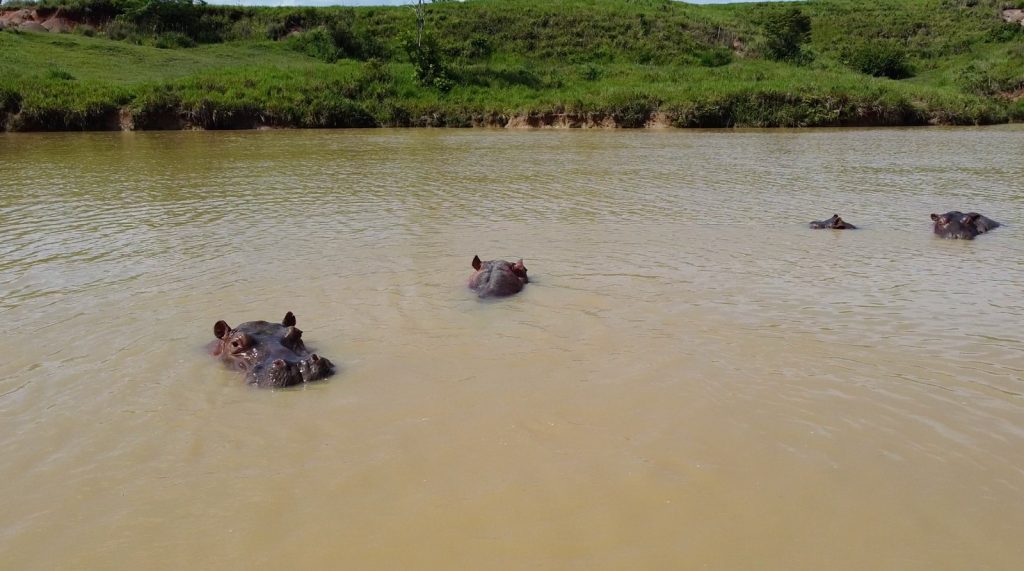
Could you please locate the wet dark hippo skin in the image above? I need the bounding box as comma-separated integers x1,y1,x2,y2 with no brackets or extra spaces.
468,255,528,298
209,311,334,388
930,211,1000,240
809,214,857,229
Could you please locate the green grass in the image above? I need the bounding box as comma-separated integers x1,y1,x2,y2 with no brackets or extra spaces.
1,0,1022,130
0,32,313,84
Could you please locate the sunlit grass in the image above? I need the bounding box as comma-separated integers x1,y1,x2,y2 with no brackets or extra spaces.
1,0,1021,130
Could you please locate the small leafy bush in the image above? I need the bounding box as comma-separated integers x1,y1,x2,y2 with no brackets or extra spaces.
580,64,603,81
697,47,733,68
45,68,77,81
265,22,288,41
607,91,659,128
0,86,22,115
121,0,203,38
839,40,913,79
401,32,453,92
286,27,338,63
105,19,139,41
153,31,195,49
355,58,396,100
955,62,1023,96
761,6,812,63
463,35,494,60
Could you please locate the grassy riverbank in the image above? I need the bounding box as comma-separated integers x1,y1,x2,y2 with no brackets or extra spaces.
1,0,1023,130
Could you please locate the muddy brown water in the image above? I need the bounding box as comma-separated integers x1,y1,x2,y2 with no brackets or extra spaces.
1,128,1023,570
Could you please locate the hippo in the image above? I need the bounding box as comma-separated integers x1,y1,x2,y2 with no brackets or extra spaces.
468,255,528,298
930,211,1000,240
809,214,857,229
209,311,334,388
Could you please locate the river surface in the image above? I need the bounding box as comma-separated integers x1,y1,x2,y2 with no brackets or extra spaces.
1,127,1023,570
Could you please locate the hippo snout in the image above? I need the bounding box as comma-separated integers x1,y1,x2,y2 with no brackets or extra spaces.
247,357,304,388
246,354,335,388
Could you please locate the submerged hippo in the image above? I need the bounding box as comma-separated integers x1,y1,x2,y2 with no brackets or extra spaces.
209,311,334,388
468,255,528,298
930,211,1000,240
809,214,857,229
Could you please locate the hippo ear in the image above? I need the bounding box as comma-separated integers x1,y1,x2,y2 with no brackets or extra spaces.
930,213,939,221
284,326,303,344
282,312,296,327
214,320,231,339
514,259,526,271
833,214,839,219
472,255,482,271
962,212,980,223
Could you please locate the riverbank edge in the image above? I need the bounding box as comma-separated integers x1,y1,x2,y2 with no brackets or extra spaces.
3,105,1018,132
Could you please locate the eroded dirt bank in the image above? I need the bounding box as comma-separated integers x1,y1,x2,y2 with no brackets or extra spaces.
5,105,1007,132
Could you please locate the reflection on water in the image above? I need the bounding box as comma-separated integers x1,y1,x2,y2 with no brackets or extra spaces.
1,128,1023,570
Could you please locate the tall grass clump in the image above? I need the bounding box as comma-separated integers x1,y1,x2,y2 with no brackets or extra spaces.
9,78,129,130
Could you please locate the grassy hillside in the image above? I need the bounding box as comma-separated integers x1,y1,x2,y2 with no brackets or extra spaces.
1,0,1022,130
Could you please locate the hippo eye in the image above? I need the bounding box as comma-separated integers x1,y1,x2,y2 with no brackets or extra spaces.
229,334,252,353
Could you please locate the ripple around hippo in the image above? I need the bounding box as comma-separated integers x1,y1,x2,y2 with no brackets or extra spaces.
208,311,335,388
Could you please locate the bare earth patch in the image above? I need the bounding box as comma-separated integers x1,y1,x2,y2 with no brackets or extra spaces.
0,8,78,33
1002,9,1024,26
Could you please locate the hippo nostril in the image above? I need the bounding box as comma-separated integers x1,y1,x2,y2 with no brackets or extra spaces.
310,354,320,362
272,359,286,369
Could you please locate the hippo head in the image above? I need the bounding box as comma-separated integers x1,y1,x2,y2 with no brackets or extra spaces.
210,311,334,388
931,211,973,239
931,211,981,240
468,255,528,298
810,214,856,229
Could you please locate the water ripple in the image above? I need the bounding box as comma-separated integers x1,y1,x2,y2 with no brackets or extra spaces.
1,128,1024,569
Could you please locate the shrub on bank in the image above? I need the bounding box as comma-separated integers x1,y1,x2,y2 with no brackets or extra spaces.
9,78,129,130
667,89,929,128
605,91,659,128
130,83,181,128
0,86,22,130
285,27,338,63
955,60,1024,97
153,31,194,49
760,6,812,63
839,40,913,79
